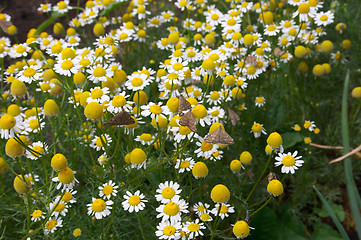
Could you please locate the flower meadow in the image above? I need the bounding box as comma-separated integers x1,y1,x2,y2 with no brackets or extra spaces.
1,0,361,239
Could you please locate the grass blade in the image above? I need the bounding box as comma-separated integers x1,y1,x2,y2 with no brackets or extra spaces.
341,69,361,238
313,185,350,240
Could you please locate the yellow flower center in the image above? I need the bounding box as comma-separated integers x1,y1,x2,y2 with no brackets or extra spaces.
58,1,67,9
29,119,39,129
179,126,191,135
162,187,175,199
32,210,42,218
112,95,126,107
211,110,219,117
61,60,74,70
0,114,16,129
95,136,107,147
32,146,44,157
320,15,328,21
91,88,103,99
93,66,106,77
227,18,236,26
282,155,296,167
23,68,36,77
150,105,162,115
46,220,57,230
267,25,276,31
192,104,207,119
188,223,200,232
256,97,264,103
164,202,180,216
62,192,73,202
180,160,190,169
16,45,26,53
132,77,143,87
102,185,113,196
92,199,106,212
210,91,220,100
129,195,141,206
54,203,65,212
173,63,183,71
163,226,176,236
252,123,262,133
211,14,219,20
201,142,213,152
298,3,310,14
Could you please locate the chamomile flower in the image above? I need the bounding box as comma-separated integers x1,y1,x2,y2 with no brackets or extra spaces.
141,102,170,121
22,116,45,134
274,151,304,174
17,65,42,84
182,219,206,239
174,126,197,143
59,188,77,204
52,167,78,190
53,0,71,14
0,114,23,139
250,122,267,138
192,104,212,127
134,133,154,145
156,195,189,223
99,180,118,199
31,209,45,222
303,120,316,131
194,140,219,159
44,217,63,234
38,3,52,13
54,58,80,77
211,203,235,219
175,157,195,173
155,181,182,204
122,190,147,213
87,64,113,83
125,72,150,91
90,134,112,151
206,91,223,105
208,106,225,123
155,220,182,240
86,87,110,104
26,141,47,160
49,200,68,218
87,197,113,219
255,96,266,107
292,2,316,22
107,92,133,113
193,202,210,216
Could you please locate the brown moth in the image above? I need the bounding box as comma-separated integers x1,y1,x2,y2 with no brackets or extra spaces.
204,127,234,145
273,47,286,57
245,56,257,66
179,110,197,132
262,172,278,184
0,20,12,34
178,96,192,116
228,108,240,126
104,111,135,126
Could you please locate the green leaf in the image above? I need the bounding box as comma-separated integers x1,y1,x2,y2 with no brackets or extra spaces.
249,205,306,240
249,206,279,240
281,132,303,149
313,185,349,240
314,201,345,221
309,222,343,240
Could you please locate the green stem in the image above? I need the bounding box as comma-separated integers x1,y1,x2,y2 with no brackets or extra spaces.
245,152,273,203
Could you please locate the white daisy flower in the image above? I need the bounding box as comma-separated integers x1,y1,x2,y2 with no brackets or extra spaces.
50,200,68,218
122,190,147,213
182,219,206,239
44,217,63,234
31,209,45,222
155,181,182,204
125,72,150,91
274,151,304,174
175,157,195,173
87,197,113,219
155,220,182,240
156,195,189,223
211,203,235,219
99,180,119,200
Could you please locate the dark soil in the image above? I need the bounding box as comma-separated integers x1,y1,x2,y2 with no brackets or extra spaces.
0,0,85,42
